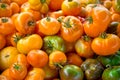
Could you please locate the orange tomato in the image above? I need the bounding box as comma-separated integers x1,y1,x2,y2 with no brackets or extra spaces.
10,2,20,14
49,50,67,69
84,4,111,37
11,0,28,6
14,12,36,35
0,0,11,4
38,17,61,35
111,13,120,22
60,16,83,42
49,0,64,11
61,0,81,16
91,33,120,56
75,35,94,58
67,53,83,66
9,62,27,80
0,34,6,50
27,50,48,68
0,17,15,35
0,3,12,17
25,68,45,80
21,2,42,21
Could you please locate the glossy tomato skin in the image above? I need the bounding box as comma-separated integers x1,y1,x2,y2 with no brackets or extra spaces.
17,34,43,54
81,59,104,80
102,66,120,80
59,65,84,80
0,47,20,71
43,35,66,54
84,4,111,37
61,0,81,16
97,51,120,67
91,33,120,56
0,34,6,50
27,50,48,68
60,16,84,42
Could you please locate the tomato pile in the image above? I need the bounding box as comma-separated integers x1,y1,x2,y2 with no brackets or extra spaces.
0,0,120,80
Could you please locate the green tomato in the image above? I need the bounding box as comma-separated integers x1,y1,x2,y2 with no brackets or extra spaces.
102,66,120,80
97,50,120,67
59,65,84,80
43,35,66,54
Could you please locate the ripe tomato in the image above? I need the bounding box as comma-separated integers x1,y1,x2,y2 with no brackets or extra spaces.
49,50,67,69
11,0,28,6
0,47,20,71
25,68,45,80
84,4,111,37
61,0,81,16
0,17,15,35
91,33,120,56
0,34,6,50
38,17,61,35
10,2,20,14
9,62,27,80
75,35,94,58
14,12,36,35
17,34,43,54
27,50,48,68
0,3,12,17
60,16,83,42
0,0,11,4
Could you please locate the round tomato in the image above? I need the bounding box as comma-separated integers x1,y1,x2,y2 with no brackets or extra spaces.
91,33,120,56
0,47,20,71
9,62,27,80
10,2,20,14
27,50,48,68
60,16,83,42
17,34,43,54
38,17,61,35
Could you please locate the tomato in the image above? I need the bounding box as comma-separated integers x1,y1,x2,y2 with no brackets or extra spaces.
0,34,6,50
91,33,120,56
49,50,67,69
21,2,42,21
97,50,120,67
10,2,20,14
66,53,83,66
113,0,120,13
0,47,20,71
103,0,112,9
11,0,27,6
84,4,111,37
9,62,27,80
0,17,15,35
61,0,81,16
38,17,61,35
27,50,48,68
25,68,45,80
102,66,120,80
59,65,84,80
81,59,104,80
75,35,94,58
49,0,64,11
43,64,59,80
17,34,43,54
60,16,83,42
0,3,12,17
14,12,36,35
14,53,29,68
111,13,120,22
0,0,11,4
43,35,66,54
28,0,50,14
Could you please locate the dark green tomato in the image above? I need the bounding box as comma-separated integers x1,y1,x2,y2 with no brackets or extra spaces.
113,0,120,13
43,35,66,54
106,22,119,34
81,59,104,80
97,51,120,67
59,65,84,80
102,66,120,80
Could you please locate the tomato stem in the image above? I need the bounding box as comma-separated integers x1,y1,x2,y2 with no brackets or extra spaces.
46,17,51,22
54,63,63,69
1,3,6,9
13,34,22,43
28,21,35,26
86,16,93,24
100,32,108,39
1,18,8,23
47,41,53,50
68,0,72,2
83,35,91,42
13,63,21,71
63,18,72,28
40,0,46,4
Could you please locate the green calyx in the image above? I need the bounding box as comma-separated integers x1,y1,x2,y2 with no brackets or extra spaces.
1,3,7,9
1,18,8,23
40,0,46,4
86,16,93,24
